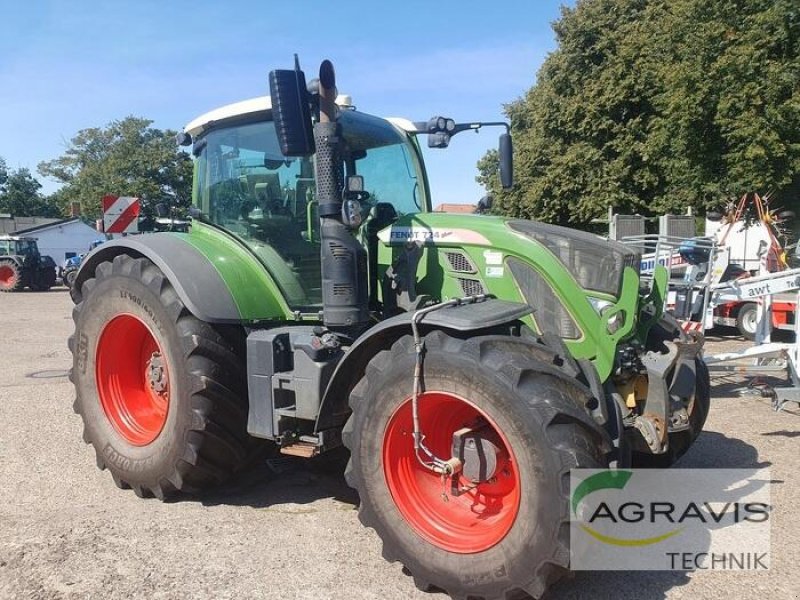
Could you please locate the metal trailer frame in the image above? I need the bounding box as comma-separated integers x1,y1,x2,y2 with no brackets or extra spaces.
621,234,800,411
621,233,719,332
704,269,800,411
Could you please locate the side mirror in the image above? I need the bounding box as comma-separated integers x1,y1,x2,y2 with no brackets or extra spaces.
269,64,315,156
499,133,513,189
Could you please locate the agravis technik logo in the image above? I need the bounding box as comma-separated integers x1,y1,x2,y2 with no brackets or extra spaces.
570,469,771,571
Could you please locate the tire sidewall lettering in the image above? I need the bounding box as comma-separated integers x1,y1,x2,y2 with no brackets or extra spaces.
74,270,186,478
118,288,164,336
103,443,158,473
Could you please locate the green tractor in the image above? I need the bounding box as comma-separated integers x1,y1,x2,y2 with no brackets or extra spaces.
0,235,57,292
69,59,708,599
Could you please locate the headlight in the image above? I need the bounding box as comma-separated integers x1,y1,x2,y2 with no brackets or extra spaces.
605,309,626,334
508,220,640,298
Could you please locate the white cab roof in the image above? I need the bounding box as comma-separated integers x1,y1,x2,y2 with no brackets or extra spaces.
185,94,354,137
386,117,419,133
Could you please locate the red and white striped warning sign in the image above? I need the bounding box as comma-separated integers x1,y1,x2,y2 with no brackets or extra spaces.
102,195,140,234
680,320,704,333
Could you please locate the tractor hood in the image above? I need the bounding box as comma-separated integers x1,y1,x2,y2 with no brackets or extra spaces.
376,212,643,380
505,219,641,297
377,212,640,299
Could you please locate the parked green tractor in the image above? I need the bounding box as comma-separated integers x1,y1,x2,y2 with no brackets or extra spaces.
0,235,57,292
69,59,708,599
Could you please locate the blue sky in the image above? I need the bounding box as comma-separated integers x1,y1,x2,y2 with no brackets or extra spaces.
0,1,569,207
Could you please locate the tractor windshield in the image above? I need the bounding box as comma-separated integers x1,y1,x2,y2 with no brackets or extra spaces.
193,110,427,309
14,240,36,256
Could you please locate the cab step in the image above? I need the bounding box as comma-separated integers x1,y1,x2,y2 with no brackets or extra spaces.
279,441,320,458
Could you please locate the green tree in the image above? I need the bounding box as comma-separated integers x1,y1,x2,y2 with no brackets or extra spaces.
0,157,62,217
480,0,800,226
38,116,193,219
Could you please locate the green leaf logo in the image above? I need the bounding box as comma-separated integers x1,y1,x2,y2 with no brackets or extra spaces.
572,470,683,547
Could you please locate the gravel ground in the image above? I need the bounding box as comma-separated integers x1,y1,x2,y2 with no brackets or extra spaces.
0,289,798,600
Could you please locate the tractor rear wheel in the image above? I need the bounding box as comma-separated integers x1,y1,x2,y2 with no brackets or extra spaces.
0,260,22,292
70,254,255,499
343,331,607,600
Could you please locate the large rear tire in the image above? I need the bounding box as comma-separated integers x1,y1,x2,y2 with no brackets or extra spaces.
70,254,256,499
0,260,22,292
343,331,608,600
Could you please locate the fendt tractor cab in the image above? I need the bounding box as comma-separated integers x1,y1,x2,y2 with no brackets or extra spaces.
69,59,707,600
0,235,57,292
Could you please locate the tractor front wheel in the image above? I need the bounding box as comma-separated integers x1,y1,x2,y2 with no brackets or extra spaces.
343,331,607,600
70,254,255,499
0,260,22,292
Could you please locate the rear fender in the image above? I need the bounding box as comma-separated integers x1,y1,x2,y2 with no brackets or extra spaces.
73,235,244,323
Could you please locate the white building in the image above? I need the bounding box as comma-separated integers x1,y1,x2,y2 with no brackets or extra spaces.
14,218,103,263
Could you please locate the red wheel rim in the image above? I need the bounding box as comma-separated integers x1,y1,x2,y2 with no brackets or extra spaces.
383,392,521,553
96,314,170,446
0,265,16,287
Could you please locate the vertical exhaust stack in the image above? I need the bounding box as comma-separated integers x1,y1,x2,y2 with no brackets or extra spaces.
314,60,369,330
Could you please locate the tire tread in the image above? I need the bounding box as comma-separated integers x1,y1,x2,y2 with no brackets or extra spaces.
343,331,608,600
72,255,257,500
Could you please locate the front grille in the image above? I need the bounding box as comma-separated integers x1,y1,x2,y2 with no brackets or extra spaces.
458,278,485,296
508,258,581,339
445,251,477,274
508,220,640,298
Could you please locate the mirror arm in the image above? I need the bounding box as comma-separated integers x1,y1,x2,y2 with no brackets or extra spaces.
410,120,510,137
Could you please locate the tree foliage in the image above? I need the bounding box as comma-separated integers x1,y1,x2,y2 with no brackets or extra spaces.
0,157,62,217
480,0,800,226
38,116,193,219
